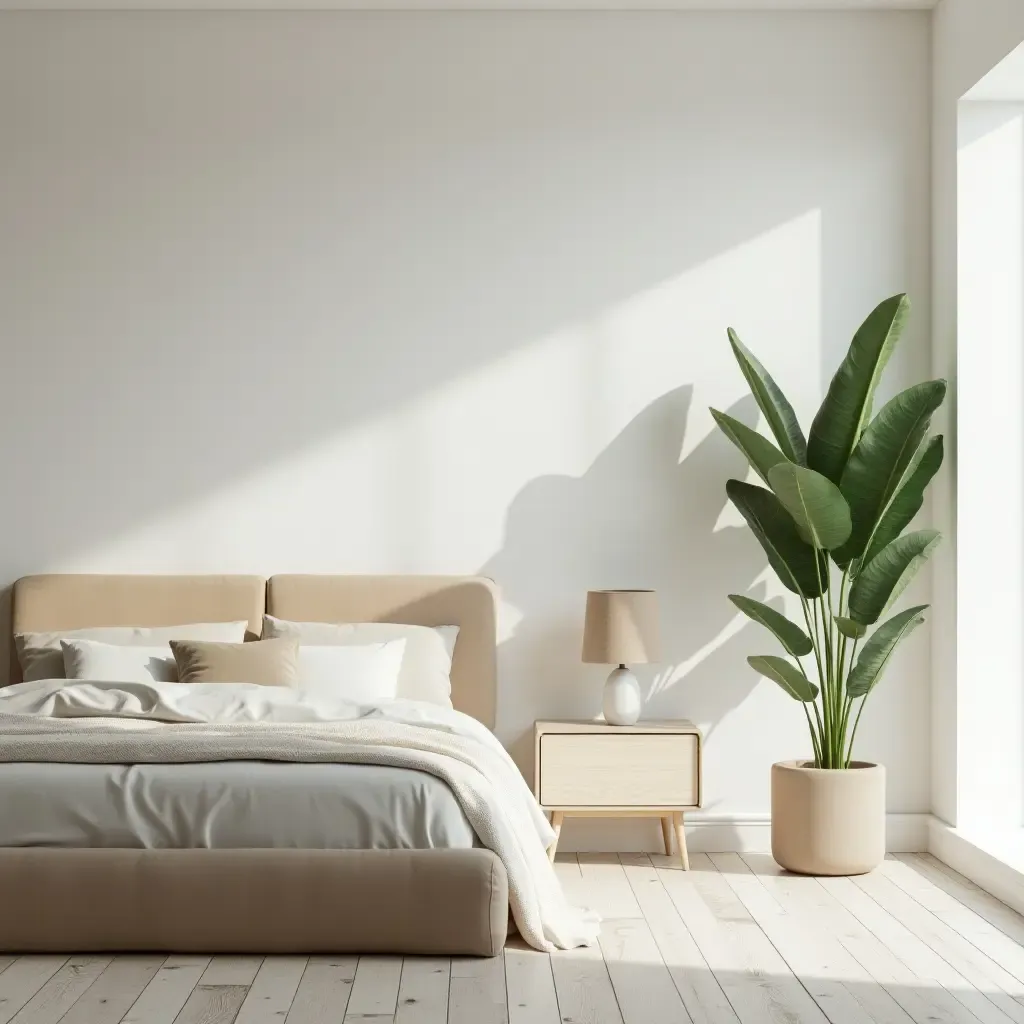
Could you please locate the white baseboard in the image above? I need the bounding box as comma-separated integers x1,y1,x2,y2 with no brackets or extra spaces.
557,812,930,854
928,818,1024,916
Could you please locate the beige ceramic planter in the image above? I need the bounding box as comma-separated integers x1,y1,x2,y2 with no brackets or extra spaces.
771,760,885,875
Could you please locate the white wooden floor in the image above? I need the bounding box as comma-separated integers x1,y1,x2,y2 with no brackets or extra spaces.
3,852,1024,1023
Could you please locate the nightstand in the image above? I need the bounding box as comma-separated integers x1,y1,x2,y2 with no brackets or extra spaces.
534,719,702,870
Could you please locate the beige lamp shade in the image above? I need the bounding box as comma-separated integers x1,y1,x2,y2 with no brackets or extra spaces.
582,590,660,666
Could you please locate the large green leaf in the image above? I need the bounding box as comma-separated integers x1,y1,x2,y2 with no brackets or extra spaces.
748,655,819,702
862,436,944,569
727,330,807,465
847,605,928,698
834,616,867,640
848,529,940,624
768,463,852,551
834,382,946,567
729,594,813,656
807,294,910,484
726,480,827,598
711,408,788,485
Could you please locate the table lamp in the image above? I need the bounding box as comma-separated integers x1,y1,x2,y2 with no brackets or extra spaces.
582,589,660,726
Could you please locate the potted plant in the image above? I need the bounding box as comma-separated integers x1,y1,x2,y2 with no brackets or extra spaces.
711,294,944,875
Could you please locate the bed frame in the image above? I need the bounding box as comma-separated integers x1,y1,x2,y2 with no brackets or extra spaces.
0,573,508,956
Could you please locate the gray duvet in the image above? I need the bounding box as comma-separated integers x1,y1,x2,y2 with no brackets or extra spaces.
0,761,479,850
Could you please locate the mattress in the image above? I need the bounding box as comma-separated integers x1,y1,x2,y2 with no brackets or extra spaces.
0,761,479,851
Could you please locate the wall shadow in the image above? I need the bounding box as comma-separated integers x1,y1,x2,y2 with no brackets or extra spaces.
482,386,780,773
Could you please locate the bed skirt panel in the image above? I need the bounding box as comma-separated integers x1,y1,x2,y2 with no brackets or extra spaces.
0,847,509,956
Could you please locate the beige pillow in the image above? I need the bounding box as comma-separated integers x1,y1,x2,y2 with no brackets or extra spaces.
169,638,300,687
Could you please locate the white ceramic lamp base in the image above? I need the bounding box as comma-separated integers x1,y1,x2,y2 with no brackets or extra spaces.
603,665,642,726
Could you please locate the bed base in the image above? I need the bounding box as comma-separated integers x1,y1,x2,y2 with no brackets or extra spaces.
0,848,509,957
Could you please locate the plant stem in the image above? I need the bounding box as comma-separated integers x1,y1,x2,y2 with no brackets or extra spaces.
811,700,826,767
831,573,839,765
812,552,835,767
844,636,858,749
800,596,825,674
811,599,825,756
842,636,862,766
826,571,837,760
836,632,847,749
795,655,822,765
803,597,830,766
834,569,851,767
802,702,822,767
846,697,867,768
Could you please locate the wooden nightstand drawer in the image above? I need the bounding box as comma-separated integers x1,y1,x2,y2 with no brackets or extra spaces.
539,733,699,807
534,719,702,869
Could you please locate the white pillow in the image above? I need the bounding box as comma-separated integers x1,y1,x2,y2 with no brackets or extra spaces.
61,639,178,683
262,616,458,708
15,621,249,682
296,641,406,703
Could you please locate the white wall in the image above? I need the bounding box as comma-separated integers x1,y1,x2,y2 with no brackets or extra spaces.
956,100,1024,830
933,0,1024,828
0,10,931,847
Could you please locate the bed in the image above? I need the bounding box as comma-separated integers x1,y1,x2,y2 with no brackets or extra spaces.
0,573,529,956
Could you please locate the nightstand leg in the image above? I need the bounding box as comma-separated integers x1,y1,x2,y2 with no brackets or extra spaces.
672,811,689,871
548,811,564,863
660,816,674,856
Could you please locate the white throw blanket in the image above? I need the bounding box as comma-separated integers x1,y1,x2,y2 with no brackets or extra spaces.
0,678,600,952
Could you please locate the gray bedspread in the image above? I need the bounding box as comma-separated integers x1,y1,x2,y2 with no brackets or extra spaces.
0,761,478,850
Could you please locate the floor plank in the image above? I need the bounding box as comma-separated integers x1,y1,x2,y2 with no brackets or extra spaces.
8,956,111,1024
577,853,643,920
619,853,739,1023
0,959,69,1024
552,853,590,908
235,958,307,1024
60,957,165,1024
599,917,691,1024
854,868,1024,1020
122,958,212,1024
395,959,450,1024
173,986,248,1024
286,957,357,1024
503,944,558,1024
448,955,506,1024
882,857,1024,983
549,853,624,1024
549,940,623,1024
346,957,403,1020
0,966,15,982
900,855,1024,948
650,852,777,1024
743,852,983,1024
820,873,1019,1024
198,959,263,988
654,852,829,1024
709,852,912,1024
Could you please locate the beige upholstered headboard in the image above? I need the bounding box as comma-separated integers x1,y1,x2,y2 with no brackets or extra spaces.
267,575,498,728
8,574,498,727
10,575,266,685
